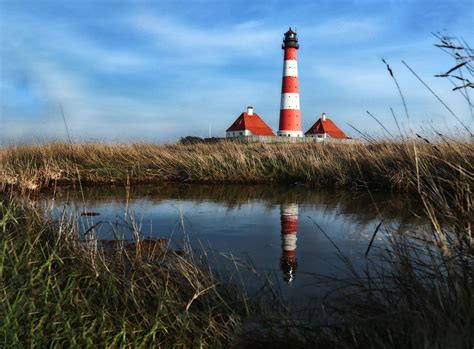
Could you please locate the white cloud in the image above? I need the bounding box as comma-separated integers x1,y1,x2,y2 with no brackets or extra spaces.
0,49,280,142
127,13,278,63
2,13,150,73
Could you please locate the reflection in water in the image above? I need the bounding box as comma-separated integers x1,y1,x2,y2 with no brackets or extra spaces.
43,183,423,227
280,203,298,283
38,183,430,307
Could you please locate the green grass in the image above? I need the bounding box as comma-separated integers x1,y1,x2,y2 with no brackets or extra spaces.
0,200,244,348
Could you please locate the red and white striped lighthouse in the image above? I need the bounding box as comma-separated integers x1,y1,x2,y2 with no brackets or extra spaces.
278,28,303,137
280,203,298,283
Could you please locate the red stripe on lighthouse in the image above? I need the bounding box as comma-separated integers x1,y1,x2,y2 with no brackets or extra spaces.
281,76,299,93
279,109,301,131
284,47,297,60
281,218,298,235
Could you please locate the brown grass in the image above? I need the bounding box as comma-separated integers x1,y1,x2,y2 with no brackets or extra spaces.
1,140,472,195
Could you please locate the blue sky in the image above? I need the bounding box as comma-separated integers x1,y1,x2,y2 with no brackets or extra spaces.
1,0,473,142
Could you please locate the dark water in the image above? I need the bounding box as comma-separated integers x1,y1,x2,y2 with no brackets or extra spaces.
41,184,426,307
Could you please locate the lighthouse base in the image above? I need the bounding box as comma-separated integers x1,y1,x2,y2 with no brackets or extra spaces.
277,130,304,137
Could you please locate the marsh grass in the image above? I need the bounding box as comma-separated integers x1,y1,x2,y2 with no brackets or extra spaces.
0,199,245,348
1,136,473,348
1,139,472,196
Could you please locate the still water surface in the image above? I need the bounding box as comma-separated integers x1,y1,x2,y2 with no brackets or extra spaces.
41,184,424,307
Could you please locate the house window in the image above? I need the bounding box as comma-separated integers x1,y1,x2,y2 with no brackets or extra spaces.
239,132,243,136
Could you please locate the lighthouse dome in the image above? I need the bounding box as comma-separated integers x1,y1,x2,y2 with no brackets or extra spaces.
282,27,299,49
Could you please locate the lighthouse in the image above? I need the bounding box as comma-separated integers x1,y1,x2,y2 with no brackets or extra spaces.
280,203,298,283
278,28,303,137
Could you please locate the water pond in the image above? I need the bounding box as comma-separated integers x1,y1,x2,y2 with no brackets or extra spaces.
41,184,426,308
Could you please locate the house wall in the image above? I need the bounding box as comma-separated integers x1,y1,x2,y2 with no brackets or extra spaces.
306,133,329,142
226,130,252,137
277,129,304,137
206,136,362,144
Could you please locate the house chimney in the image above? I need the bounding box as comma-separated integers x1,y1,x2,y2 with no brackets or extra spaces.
247,106,254,116
322,113,327,121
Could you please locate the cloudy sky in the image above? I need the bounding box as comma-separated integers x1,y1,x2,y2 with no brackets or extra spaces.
1,0,473,142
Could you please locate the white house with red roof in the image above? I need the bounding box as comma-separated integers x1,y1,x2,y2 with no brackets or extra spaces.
305,113,347,141
226,106,275,137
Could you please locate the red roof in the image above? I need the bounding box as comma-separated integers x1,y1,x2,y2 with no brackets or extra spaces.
305,117,347,139
226,112,275,136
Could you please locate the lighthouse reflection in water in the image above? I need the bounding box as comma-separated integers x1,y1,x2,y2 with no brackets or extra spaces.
280,203,299,283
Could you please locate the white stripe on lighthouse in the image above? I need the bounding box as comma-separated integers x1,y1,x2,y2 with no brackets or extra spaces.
282,234,297,251
281,203,299,216
280,93,300,110
283,60,298,77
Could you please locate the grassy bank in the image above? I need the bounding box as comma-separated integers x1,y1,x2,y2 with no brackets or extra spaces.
2,175,473,347
0,200,245,347
2,137,473,347
1,139,472,195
